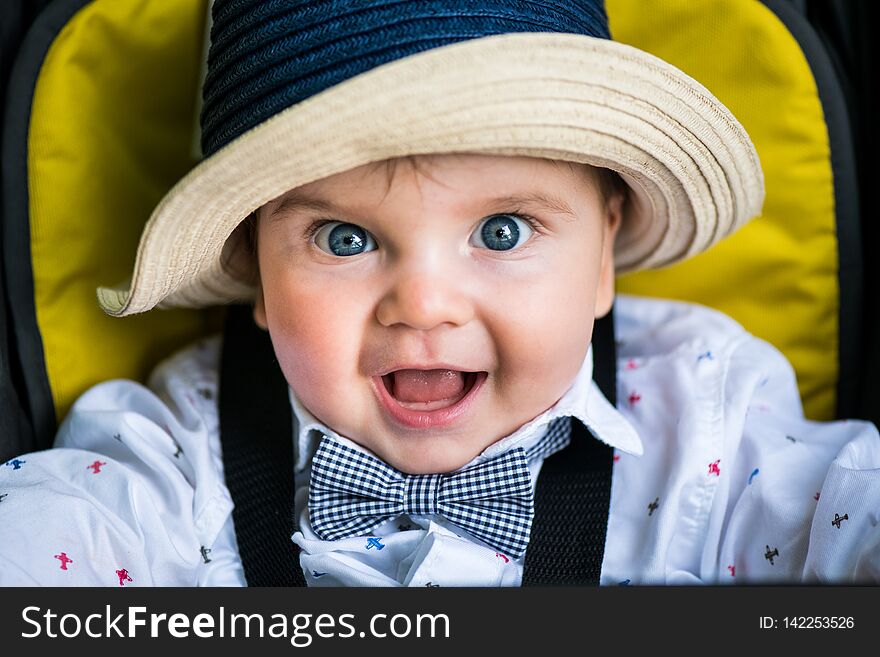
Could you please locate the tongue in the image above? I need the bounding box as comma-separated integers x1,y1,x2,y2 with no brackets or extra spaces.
390,369,466,403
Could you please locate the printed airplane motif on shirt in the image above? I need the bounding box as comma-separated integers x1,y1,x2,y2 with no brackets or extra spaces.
648,497,659,516
832,513,849,529
697,351,714,362
425,582,440,587
708,460,721,476
764,546,779,565
814,491,821,501
628,391,641,407
785,435,797,443
365,537,385,551
113,433,122,442
200,546,212,564
727,565,735,577
4,459,25,470
618,579,631,586
54,552,73,570
116,568,133,586
748,468,759,485
0,493,7,503
172,439,184,459
312,570,327,578
495,553,509,563
87,460,106,474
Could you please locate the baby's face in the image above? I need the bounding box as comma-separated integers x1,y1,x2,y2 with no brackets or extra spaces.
254,154,621,474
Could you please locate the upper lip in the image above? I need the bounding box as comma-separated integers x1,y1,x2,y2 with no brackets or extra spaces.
374,363,484,377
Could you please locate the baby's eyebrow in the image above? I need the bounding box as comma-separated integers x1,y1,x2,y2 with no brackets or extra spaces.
268,191,341,221
484,192,578,221
268,190,579,221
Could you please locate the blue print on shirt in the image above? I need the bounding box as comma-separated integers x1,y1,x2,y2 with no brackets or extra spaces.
365,537,385,550
4,459,25,470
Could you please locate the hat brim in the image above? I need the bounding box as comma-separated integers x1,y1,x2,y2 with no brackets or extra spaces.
98,32,763,316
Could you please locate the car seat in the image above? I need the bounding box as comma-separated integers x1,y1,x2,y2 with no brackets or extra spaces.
0,0,867,465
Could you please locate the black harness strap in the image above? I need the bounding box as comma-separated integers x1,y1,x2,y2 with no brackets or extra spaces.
219,305,304,586
521,310,616,585
219,305,616,586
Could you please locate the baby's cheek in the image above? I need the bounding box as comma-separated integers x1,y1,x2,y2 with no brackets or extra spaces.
268,318,334,395
267,311,368,427
493,291,593,403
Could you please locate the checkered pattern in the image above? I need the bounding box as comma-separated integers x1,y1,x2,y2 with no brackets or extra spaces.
309,417,572,557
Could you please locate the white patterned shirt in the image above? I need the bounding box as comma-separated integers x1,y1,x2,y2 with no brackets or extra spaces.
0,294,877,586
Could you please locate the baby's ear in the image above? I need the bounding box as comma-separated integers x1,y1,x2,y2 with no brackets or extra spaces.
593,191,624,318
253,282,269,330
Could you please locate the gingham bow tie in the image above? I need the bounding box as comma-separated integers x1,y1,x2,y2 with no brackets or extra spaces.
308,417,572,558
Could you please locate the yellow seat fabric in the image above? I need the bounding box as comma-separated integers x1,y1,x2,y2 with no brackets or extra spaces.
609,0,840,420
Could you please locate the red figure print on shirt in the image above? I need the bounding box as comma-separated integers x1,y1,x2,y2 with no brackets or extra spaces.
814,492,821,501
87,460,106,474
116,569,132,586
625,359,639,370
708,460,721,476
54,552,73,570
727,564,735,577
495,553,509,564
628,391,641,407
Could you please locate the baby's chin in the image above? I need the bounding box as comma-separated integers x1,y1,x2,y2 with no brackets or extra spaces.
374,440,490,475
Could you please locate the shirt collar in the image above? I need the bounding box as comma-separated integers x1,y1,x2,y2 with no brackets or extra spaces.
290,344,643,473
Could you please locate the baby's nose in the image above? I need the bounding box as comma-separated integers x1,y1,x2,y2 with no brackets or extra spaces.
375,270,474,330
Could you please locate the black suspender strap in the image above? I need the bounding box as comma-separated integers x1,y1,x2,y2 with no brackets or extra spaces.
219,305,305,586
219,305,617,586
521,309,616,585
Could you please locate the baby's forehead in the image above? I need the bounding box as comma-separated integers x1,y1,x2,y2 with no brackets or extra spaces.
263,154,602,215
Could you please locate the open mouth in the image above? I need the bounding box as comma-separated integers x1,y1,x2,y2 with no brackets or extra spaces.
381,369,479,411
374,368,487,428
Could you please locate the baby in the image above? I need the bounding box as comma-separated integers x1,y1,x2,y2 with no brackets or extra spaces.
1,0,878,586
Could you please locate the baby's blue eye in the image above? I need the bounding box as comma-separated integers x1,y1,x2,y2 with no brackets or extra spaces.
471,214,533,251
314,222,376,256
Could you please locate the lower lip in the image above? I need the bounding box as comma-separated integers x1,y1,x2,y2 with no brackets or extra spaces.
372,372,487,429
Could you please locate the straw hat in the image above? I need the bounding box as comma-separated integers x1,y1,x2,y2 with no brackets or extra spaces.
98,0,764,317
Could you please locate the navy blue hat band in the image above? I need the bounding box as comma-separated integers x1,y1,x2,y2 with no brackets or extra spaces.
207,0,609,73
200,0,611,157
204,4,606,101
